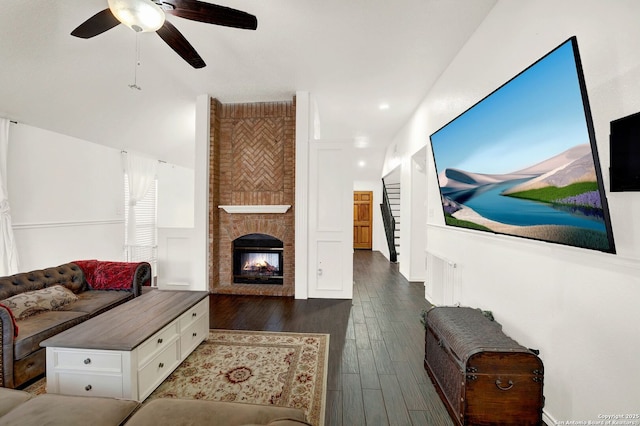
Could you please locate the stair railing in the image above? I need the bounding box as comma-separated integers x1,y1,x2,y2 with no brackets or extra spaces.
380,179,398,262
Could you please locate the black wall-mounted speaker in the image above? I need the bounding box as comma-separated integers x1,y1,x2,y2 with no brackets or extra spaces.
610,111,640,192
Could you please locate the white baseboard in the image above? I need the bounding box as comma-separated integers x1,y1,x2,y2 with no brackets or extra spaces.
543,409,556,426
158,281,191,291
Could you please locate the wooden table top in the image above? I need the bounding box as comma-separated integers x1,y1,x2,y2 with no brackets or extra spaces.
40,290,209,351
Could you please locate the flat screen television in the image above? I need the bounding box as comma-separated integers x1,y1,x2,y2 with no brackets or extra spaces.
429,36,616,254
610,111,640,191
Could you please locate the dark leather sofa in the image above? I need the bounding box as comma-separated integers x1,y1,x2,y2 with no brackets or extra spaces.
0,261,151,389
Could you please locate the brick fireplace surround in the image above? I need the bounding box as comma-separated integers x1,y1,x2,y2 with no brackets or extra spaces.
208,98,296,296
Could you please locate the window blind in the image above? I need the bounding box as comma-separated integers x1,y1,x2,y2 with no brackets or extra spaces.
124,174,158,281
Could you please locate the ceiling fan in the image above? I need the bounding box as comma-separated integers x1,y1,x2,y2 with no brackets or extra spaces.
71,0,258,69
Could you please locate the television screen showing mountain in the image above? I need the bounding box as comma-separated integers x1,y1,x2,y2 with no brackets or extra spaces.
429,37,616,253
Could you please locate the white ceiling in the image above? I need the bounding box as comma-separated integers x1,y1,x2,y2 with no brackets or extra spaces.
0,0,496,180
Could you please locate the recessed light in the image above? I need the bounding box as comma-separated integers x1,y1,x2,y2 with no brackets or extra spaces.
354,136,370,148
358,160,366,167
379,103,390,110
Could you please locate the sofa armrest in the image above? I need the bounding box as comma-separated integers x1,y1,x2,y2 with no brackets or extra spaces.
0,305,17,388
72,261,151,297
130,262,152,297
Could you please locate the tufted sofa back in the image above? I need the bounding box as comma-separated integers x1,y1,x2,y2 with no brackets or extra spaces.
0,263,85,300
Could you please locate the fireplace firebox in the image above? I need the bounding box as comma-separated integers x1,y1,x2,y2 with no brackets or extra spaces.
233,233,284,285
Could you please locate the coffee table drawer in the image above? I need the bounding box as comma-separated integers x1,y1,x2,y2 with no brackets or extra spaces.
53,349,122,372
56,372,124,398
138,339,181,399
179,298,208,332
181,314,208,357
137,319,180,367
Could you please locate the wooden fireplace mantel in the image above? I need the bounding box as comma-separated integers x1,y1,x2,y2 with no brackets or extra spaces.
218,205,291,214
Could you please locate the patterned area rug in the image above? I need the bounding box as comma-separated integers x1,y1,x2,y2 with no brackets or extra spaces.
24,329,329,426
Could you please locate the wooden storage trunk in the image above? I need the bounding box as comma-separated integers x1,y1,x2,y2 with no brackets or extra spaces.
423,307,544,425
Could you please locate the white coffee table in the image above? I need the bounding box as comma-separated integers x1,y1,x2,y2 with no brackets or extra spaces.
41,290,209,401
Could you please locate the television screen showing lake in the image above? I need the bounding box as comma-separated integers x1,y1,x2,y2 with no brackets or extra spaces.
448,179,606,231
429,37,615,253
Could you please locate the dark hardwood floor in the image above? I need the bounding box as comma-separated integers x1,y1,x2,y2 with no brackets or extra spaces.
209,250,454,426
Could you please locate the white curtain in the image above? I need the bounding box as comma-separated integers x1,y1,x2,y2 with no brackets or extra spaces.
123,152,157,246
0,118,19,275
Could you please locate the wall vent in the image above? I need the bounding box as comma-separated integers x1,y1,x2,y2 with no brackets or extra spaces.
425,252,460,306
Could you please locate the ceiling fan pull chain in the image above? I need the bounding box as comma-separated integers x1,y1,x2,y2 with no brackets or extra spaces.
129,33,142,91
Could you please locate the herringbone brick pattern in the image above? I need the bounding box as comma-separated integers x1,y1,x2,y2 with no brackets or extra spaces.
231,118,285,192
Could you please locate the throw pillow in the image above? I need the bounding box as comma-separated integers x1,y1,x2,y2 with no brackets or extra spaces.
72,259,98,287
92,262,136,290
0,285,79,320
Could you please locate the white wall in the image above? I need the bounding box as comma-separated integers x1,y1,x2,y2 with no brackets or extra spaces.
384,0,640,422
409,148,427,282
156,162,197,289
8,122,199,291
8,124,125,270
398,156,413,277
307,139,354,299
157,94,208,291
295,91,312,299
297,92,355,299
157,163,194,229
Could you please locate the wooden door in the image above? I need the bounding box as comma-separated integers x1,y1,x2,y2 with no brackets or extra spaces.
353,191,373,249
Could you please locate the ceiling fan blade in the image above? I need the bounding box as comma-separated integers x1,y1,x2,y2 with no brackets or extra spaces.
164,0,257,30
156,21,206,69
71,8,121,38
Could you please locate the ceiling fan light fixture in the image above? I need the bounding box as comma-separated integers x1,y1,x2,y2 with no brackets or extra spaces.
108,0,165,33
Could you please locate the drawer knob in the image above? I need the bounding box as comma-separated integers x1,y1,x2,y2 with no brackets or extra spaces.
84,358,91,365
159,362,165,369
192,312,197,317
193,332,197,337
157,338,163,344
85,384,92,391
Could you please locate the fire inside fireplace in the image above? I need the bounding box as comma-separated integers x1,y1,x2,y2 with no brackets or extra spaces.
233,233,283,285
